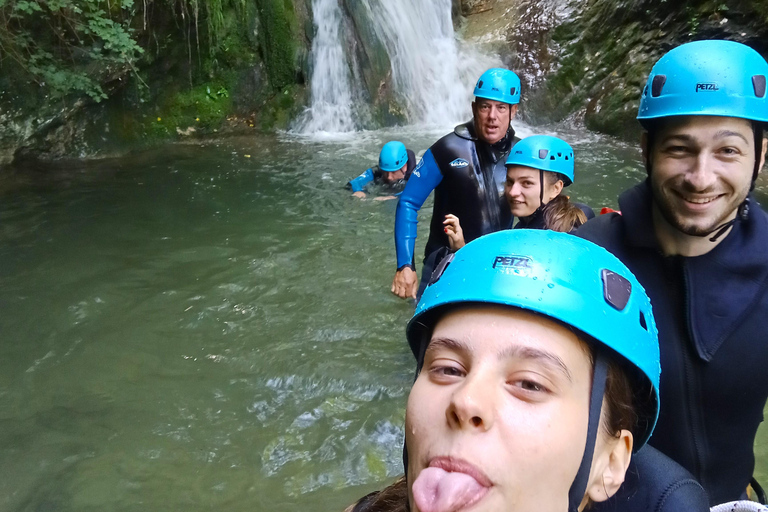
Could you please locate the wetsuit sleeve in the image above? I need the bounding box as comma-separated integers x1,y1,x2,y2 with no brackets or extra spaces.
347,168,375,193
395,149,443,269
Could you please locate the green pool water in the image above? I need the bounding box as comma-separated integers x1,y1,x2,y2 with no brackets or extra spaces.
1,124,767,510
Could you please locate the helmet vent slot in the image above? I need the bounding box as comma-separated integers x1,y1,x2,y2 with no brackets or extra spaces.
428,251,454,286
510,87,517,95
651,75,666,98
753,75,766,98
601,269,632,311
538,149,549,159
639,311,648,331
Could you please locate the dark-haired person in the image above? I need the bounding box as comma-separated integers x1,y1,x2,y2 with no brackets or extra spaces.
346,230,708,512
347,141,417,200
577,39,768,506
444,135,593,250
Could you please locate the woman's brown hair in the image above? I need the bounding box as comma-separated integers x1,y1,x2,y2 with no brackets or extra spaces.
539,172,587,233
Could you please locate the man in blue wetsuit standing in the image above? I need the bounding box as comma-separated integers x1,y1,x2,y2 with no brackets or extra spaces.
347,141,417,200
577,40,768,506
391,68,521,299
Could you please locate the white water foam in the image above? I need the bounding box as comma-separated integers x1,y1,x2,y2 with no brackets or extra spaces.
295,0,358,134
294,0,501,135
362,0,500,127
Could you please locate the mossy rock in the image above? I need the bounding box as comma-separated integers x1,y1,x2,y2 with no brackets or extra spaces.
529,0,768,139
255,0,300,92
258,84,308,131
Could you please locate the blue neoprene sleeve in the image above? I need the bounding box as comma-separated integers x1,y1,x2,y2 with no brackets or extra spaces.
348,168,375,193
395,149,443,269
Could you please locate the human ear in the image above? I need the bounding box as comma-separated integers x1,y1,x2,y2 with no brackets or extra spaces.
584,429,633,505
759,137,767,173
552,179,564,199
640,132,650,169
509,104,519,121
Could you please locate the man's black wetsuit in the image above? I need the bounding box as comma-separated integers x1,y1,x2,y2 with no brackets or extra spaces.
577,180,768,505
394,121,519,290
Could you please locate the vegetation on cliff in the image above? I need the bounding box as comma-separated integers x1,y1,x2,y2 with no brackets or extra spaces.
528,0,768,138
3,0,768,163
0,0,309,162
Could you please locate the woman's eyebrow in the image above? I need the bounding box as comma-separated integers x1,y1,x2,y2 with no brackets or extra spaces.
426,337,472,356
426,337,573,383
498,345,573,383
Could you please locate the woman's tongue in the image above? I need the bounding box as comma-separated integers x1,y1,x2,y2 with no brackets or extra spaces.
412,467,487,512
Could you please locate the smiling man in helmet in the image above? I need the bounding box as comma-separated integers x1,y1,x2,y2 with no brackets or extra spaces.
391,68,522,300
577,40,768,505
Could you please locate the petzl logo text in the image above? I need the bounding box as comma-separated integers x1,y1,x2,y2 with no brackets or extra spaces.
492,255,533,276
695,82,719,92
413,158,424,178
449,158,469,168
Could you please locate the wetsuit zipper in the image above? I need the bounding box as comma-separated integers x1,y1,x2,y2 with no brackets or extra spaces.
477,144,503,233
681,259,707,485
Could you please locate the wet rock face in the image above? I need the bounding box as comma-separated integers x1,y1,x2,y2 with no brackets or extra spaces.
341,0,392,107
462,0,493,16
524,0,768,139
502,0,569,123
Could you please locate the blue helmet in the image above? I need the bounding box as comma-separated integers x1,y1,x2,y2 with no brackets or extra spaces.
474,68,521,105
638,40,768,125
378,141,408,172
407,229,660,450
506,135,575,186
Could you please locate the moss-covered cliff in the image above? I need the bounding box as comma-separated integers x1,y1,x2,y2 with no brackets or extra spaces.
524,0,768,139
0,0,313,164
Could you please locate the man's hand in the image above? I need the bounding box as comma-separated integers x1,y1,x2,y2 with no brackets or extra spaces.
352,191,367,199
443,214,465,251
391,267,418,299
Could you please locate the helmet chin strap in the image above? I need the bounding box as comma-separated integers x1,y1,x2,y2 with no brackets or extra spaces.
525,169,547,219
704,199,750,243
568,352,608,512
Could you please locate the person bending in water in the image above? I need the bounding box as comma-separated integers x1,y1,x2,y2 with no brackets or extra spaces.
346,230,708,512
577,40,768,506
391,68,521,300
347,141,416,200
443,135,593,250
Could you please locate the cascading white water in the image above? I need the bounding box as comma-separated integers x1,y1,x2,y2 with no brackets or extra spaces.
363,0,500,127
296,0,357,134
295,0,500,134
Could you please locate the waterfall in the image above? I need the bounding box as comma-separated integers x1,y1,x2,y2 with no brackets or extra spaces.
296,0,358,134
294,0,500,134
363,0,499,127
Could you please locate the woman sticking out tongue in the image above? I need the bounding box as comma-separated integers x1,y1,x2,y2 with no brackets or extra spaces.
346,229,666,512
